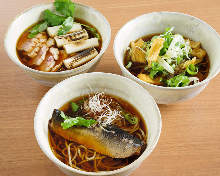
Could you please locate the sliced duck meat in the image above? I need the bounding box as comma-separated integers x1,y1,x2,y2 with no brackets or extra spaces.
49,47,59,60
38,52,56,72
46,38,55,47
28,44,49,66
17,32,48,58
51,50,68,72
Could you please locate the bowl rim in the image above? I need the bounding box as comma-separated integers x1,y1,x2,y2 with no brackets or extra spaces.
113,11,220,90
4,2,111,76
34,72,162,175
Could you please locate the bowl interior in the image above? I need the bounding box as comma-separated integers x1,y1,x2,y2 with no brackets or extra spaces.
5,3,110,73
114,12,220,82
34,72,161,175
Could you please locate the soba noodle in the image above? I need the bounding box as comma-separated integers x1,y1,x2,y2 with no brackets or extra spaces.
48,93,147,172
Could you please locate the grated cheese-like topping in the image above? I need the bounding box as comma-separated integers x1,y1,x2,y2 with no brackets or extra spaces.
88,92,111,113
87,92,123,126
166,34,185,59
97,106,122,126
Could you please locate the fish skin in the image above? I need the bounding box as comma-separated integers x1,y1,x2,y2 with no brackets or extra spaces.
49,109,144,158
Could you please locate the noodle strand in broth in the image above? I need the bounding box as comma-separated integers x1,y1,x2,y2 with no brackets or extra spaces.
48,93,147,172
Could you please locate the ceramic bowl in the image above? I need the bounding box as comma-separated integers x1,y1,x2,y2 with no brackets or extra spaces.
114,12,220,104
34,72,162,176
4,3,111,86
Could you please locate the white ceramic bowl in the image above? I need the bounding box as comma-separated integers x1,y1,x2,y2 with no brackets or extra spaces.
114,12,220,104
4,3,111,86
34,72,161,176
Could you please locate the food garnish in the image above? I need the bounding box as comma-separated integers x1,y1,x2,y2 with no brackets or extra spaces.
60,111,96,129
125,27,208,87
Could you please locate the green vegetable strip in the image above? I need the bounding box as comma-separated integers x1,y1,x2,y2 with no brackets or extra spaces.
126,61,132,69
54,0,75,17
28,21,48,38
122,112,138,125
71,102,79,112
60,111,96,129
166,75,190,87
149,62,166,79
81,24,101,40
159,27,173,56
57,16,74,35
186,64,198,76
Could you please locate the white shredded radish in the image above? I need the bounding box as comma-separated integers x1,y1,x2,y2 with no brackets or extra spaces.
158,57,174,74
97,107,122,126
87,92,123,126
88,92,110,113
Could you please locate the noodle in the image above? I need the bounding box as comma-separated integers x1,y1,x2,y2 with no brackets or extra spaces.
48,93,147,172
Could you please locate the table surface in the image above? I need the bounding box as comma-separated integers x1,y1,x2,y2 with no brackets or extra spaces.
1,0,220,175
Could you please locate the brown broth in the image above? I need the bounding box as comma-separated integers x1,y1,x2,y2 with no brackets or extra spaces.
16,18,102,72
124,33,210,86
48,93,147,172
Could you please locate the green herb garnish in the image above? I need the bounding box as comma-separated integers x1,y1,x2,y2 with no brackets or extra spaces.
186,64,198,76
151,35,159,41
54,0,75,17
149,62,165,79
176,56,183,65
122,112,138,125
57,16,74,35
71,102,79,112
166,75,190,87
42,9,66,26
60,111,96,129
28,21,48,38
159,27,174,56
81,24,101,40
126,61,132,69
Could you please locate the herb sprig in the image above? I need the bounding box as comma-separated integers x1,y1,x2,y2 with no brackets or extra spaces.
159,27,174,56
57,16,74,35
28,0,75,38
28,21,48,38
60,111,96,129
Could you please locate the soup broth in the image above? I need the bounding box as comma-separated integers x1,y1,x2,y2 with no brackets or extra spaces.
124,28,210,87
48,93,147,172
17,18,102,72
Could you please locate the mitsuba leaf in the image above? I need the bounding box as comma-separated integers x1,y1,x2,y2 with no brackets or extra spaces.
71,102,79,112
60,111,96,129
43,9,66,26
57,16,74,35
54,0,75,17
28,21,48,38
